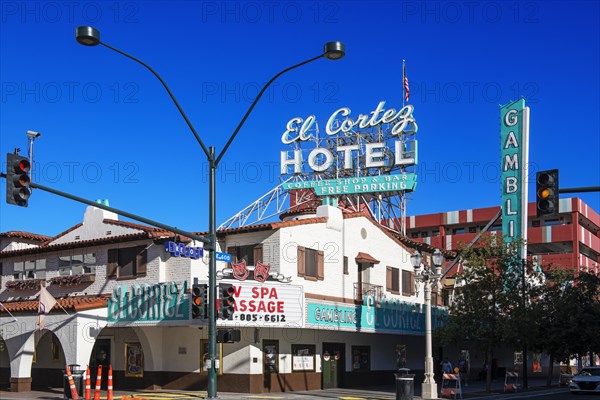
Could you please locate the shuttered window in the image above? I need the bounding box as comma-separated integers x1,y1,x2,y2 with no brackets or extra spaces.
386,266,400,294
297,246,324,280
227,244,262,265
107,246,147,279
402,269,415,296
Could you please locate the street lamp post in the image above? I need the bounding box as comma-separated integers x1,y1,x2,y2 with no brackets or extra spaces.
411,248,444,400
75,26,345,399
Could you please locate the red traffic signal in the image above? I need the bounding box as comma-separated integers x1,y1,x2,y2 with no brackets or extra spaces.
219,283,236,320
6,153,31,207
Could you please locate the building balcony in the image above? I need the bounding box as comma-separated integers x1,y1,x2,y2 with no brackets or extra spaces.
49,273,96,286
4,278,45,291
354,282,383,303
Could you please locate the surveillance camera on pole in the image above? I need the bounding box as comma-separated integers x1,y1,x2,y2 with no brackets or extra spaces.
26,130,41,187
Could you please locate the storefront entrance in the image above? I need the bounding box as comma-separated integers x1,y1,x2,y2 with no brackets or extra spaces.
89,339,111,390
322,342,345,389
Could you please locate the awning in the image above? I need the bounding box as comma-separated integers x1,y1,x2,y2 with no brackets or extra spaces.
355,252,380,264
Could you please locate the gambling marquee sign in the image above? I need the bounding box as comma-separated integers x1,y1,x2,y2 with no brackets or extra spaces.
500,98,529,256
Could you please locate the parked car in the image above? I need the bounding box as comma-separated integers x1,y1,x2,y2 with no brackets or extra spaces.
570,366,600,394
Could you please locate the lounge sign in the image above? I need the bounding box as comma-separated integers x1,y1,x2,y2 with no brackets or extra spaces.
108,281,189,323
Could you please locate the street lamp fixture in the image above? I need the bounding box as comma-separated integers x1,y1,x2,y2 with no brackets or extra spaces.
75,26,344,399
324,41,345,60
411,248,444,400
75,26,100,46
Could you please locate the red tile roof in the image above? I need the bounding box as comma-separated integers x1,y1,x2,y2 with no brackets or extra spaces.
0,295,109,313
0,232,166,258
0,231,52,242
355,252,380,264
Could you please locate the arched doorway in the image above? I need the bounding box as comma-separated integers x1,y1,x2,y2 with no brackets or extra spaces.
89,326,152,390
0,336,10,389
31,330,66,389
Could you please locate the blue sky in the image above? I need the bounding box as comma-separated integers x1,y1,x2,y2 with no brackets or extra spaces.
1,1,599,236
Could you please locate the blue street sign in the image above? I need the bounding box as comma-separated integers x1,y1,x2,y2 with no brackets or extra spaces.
216,252,232,263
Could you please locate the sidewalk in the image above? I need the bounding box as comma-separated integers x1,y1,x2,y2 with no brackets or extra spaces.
0,376,567,400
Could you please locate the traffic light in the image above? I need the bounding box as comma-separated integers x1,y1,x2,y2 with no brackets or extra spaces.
536,169,559,217
191,283,208,319
6,153,31,207
217,329,241,343
218,283,236,320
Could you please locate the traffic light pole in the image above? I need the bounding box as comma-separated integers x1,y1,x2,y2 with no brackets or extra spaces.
67,27,343,399
207,147,218,397
0,174,210,245
558,186,600,193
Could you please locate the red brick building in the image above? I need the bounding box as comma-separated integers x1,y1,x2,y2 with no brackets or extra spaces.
405,197,599,274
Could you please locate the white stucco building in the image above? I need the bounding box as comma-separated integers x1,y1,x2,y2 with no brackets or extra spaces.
0,203,448,393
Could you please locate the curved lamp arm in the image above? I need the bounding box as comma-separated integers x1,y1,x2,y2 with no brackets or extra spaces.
215,54,323,165
78,26,345,164
99,41,211,158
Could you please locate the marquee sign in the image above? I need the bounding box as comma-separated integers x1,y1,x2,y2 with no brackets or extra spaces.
108,281,189,323
280,101,418,197
500,99,529,256
306,295,447,335
283,174,417,196
217,281,304,328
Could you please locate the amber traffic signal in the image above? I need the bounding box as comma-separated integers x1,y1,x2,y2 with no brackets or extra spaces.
536,169,559,217
191,283,208,319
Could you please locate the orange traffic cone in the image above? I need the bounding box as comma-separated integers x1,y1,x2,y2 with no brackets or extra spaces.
107,365,113,400
93,364,102,400
84,366,91,400
65,365,80,400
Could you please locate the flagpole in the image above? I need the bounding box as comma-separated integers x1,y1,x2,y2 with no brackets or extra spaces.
57,302,71,316
0,302,18,322
402,59,406,107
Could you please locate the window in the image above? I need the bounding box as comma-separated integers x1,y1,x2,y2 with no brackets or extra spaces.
343,256,349,275
263,340,279,373
468,227,477,233
386,266,400,294
14,259,46,279
544,219,561,226
402,270,414,296
351,346,370,371
432,230,440,237
411,232,419,238
59,253,96,276
452,228,465,234
227,244,262,265
532,220,541,227
420,231,429,238
297,246,324,280
107,246,147,279
291,344,316,372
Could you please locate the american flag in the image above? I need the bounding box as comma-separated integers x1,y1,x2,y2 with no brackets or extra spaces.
403,61,410,102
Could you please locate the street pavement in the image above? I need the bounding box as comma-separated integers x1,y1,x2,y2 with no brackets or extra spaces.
0,377,571,400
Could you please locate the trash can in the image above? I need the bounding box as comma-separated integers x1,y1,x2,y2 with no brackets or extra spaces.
395,368,415,400
63,364,84,399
